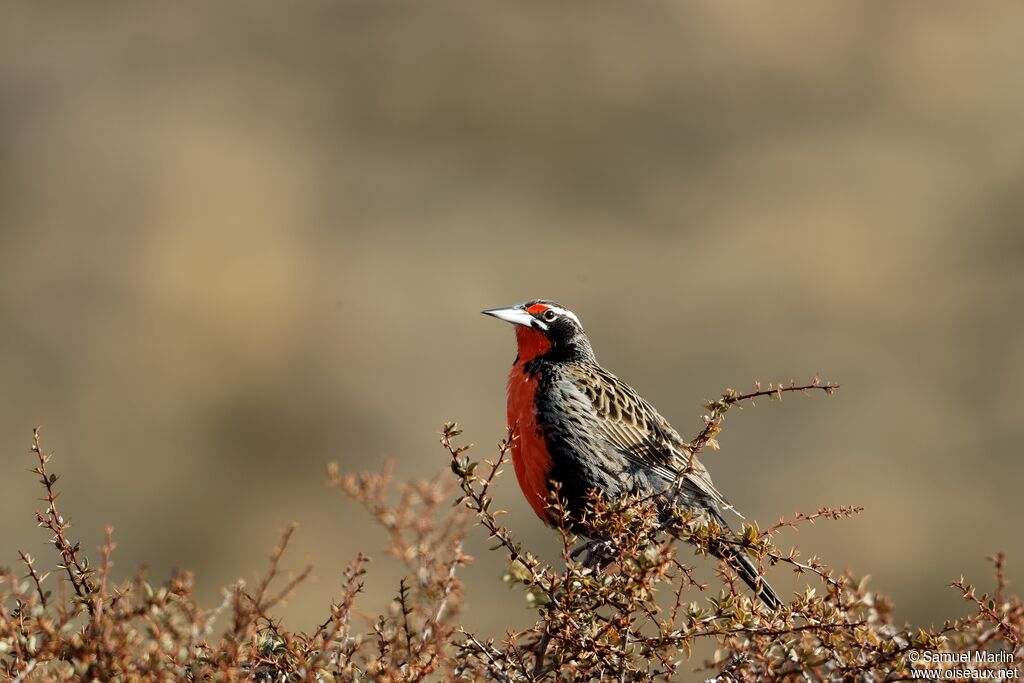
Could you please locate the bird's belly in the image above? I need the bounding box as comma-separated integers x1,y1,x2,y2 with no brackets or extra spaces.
507,365,555,524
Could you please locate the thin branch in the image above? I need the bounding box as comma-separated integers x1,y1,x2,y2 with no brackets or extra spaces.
687,377,839,461
422,542,464,643
17,551,49,609
30,427,95,616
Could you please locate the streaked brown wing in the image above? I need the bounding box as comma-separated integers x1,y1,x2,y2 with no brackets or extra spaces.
567,364,736,517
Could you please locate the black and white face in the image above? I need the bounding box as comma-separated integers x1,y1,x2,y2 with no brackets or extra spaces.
483,300,581,334
482,300,590,361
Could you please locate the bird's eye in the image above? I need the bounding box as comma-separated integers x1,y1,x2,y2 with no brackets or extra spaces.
542,309,557,322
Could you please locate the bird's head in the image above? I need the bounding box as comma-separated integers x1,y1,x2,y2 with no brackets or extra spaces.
483,300,594,363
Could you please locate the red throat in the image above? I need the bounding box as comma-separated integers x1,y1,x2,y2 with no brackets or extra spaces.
515,325,552,364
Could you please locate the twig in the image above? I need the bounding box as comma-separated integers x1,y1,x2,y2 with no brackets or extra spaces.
17,551,49,609
687,378,839,464
951,575,1021,647
11,659,37,683
766,506,864,536
232,523,312,639
422,542,463,642
31,427,95,616
94,525,116,628
444,423,545,586
398,578,415,656
458,630,515,683
251,523,298,611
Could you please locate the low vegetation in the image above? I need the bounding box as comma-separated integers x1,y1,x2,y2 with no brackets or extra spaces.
2,380,1020,680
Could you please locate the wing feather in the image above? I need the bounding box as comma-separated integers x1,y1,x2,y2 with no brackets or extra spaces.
565,364,738,518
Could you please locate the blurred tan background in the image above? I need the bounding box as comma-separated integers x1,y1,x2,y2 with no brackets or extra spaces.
1,1,1022,647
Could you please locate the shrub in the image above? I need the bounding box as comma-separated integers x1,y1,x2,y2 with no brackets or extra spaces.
1,380,1020,681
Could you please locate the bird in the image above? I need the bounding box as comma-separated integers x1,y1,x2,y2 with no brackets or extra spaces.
483,299,782,610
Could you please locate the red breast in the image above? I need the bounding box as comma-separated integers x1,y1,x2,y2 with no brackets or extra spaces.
506,325,556,523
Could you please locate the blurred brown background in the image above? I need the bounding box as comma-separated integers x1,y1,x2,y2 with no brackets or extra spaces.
1,1,1022,648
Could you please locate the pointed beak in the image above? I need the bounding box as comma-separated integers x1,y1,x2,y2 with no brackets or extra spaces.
482,305,535,328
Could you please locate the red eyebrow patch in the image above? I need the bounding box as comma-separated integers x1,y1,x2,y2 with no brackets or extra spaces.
526,303,549,315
